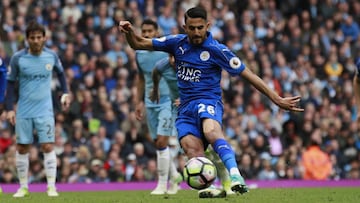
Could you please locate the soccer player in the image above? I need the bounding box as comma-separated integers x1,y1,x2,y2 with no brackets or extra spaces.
119,6,304,196
151,55,233,198
134,19,182,195
0,56,6,115
5,21,70,197
0,56,7,195
353,58,360,124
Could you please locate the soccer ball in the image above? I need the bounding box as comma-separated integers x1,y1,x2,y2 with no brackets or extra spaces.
183,157,217,190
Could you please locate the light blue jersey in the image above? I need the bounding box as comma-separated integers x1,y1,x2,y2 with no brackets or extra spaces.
154,57,179,102
136,50,173,138
154,57,179,136
136,50,171,106
7,47,65,118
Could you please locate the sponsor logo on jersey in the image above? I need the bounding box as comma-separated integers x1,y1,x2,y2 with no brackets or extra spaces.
200,51,210,61
177,63,201,82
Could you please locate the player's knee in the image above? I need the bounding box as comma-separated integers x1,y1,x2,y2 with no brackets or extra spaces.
180,138,204,158
203,120,221,140
16,144,30,154
155,136,169,149
184,148,204,159
41,143,54,153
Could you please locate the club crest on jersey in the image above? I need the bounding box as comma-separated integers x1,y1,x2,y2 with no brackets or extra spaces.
200,51,210,61
45,64,53,71
229,57,242,69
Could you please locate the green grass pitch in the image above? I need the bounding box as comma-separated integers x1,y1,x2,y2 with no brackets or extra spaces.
1,188,359,203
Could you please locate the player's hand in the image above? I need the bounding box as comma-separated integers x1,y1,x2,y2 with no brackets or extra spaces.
149,89,160,103
119,21,132,33
276,95,304,112
6,110,16,125
135,102,144,121
174,98,180,107
61,93,71,111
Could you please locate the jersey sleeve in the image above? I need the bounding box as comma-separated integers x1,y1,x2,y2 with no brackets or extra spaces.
152,35,179,54
7,53,20,81
213,45,245,76
53,52,65,73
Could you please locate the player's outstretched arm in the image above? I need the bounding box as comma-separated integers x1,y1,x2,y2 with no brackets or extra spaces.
240,67,304,112
118,21,153,50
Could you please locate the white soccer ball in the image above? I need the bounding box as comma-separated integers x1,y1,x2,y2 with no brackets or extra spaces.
183,157,217,190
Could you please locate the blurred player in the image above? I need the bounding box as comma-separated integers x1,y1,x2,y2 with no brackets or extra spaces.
0,56,6,115
119,6,303,197
0,56,7,195
5,21,70,197
353,58,360,124
135,19,182,195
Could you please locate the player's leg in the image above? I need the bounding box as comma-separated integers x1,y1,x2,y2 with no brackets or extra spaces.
203,118,248,194
199,100,248,194
147,106,171,195
180,134,226,198
177,101,226,198
36,117,58,197
205,146,235,195
167,137,182,195
167,108,183,195
13,118,32,198
197,145,233,198
151,135,171,195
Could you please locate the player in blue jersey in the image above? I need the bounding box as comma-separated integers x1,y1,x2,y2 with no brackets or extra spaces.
0,56,7,195
5,21,70,198
151,55,234,197
354,58,360,123
0,57,6,115
119,6,303,197
135,19,182,195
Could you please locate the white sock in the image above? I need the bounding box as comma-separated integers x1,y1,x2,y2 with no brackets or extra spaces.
43,150,57,188
16,151,29,189
169,150,179,179
205,146,231,183
157,147,170,187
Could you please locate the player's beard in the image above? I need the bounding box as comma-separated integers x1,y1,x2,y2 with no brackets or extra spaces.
30,43,44,55
190,36,204,45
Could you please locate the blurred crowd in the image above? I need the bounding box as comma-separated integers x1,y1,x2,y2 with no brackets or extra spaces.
0,0,360,184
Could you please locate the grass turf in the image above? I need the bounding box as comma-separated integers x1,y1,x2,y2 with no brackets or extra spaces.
1,188,359,203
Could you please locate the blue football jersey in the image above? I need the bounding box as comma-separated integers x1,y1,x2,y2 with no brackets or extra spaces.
7,48,65,118
0,57,7,103
152,32,246,105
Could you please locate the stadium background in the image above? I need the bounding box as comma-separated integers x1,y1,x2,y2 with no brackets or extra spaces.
0,0,359,185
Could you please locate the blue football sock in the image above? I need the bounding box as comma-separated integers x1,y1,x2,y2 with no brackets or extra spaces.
213,139,237,172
